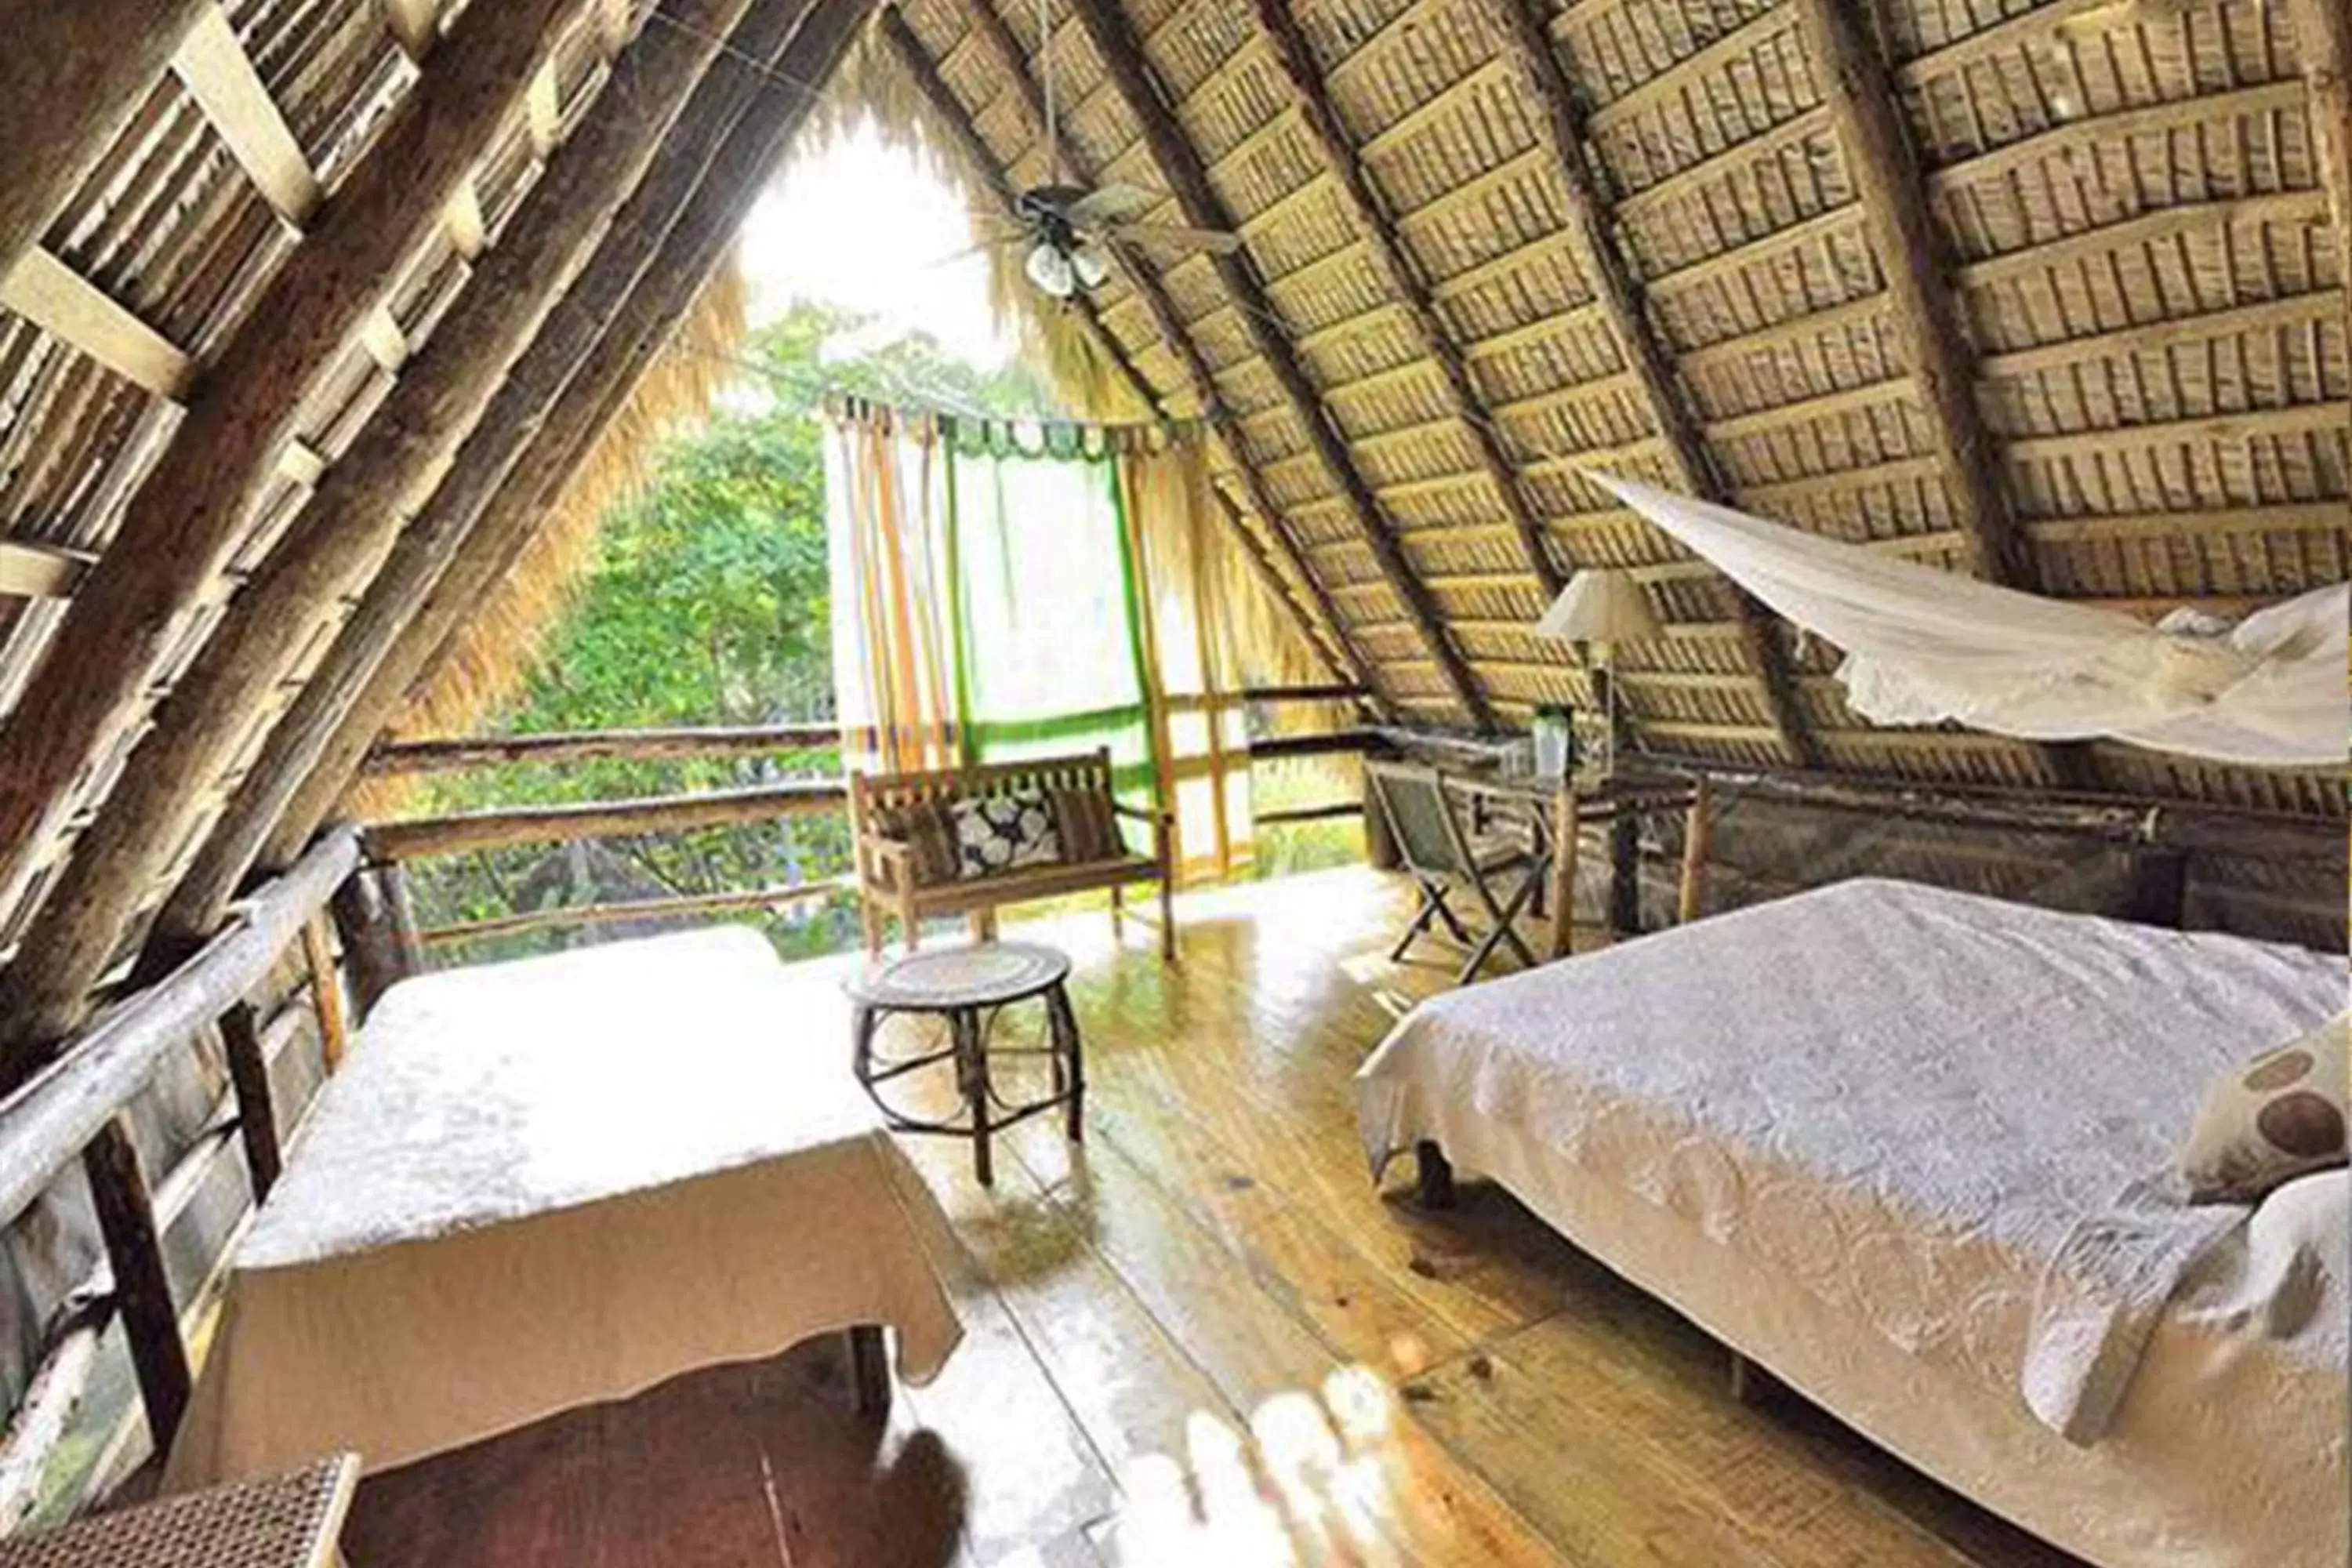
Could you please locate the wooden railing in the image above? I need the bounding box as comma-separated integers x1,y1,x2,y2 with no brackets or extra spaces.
0,826,360,1523
353,688,1382,949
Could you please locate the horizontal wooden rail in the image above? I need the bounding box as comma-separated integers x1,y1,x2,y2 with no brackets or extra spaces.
1248,728,1380,761
1254,800,1365,826
364,780,846,861
1238,683,1369,705
1658,760,2342,860
419,875,855,946
362,723,840,775
0,824,360,1225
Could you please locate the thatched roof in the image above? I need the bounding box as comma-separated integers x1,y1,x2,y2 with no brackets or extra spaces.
865,0,2349,818
0,0,2343,1044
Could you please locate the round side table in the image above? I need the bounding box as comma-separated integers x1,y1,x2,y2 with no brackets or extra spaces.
845,942,1083,1186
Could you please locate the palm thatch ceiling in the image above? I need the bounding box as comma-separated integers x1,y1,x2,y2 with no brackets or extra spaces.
0,0,2342,1054
873,0,2348,815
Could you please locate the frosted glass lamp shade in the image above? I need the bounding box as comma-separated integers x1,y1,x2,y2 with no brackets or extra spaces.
1533,568,1662,645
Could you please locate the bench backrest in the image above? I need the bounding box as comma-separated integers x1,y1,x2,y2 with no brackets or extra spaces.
850,749,1117,825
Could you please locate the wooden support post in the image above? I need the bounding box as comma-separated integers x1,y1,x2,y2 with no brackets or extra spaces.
1476,0,1814,768
216,1000,283,1200
933,0,1382,706
330,866,419,1019
0,0,573,940
1791,0,2088,791
2127,850,2190,930
152,0,862,941
300,915,348,1072
1069,0,1491,731
18,0,778,1036
82,1118,192,1448
1610,811,1641,939
1414,1140,1456,1210
847,1324,890,1420
2285,0,2352,347
1247,0,1561,598
1677,776,1714,924
1548,786,1579,960
0,0,212,279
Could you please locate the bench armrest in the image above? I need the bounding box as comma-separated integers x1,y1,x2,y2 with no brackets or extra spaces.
860,835,914,888
1110,798,1174,871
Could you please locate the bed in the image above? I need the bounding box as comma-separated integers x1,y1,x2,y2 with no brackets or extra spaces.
165,926,964,1490
1356,878,2347,1568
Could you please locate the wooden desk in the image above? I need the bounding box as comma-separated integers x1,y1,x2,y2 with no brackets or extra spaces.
1439,771,1701,959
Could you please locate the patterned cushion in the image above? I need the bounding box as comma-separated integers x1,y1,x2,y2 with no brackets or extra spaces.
2181,1011,2349,1203
949,788,1062,879
871,800,958,887
1048,786,1123,864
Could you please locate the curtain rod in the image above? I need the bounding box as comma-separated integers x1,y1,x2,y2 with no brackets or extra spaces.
822,393,1208,458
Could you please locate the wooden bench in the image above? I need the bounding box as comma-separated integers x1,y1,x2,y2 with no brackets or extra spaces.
850,750,1175,960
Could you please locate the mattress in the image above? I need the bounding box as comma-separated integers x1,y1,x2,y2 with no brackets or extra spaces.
1357,878,2348,1568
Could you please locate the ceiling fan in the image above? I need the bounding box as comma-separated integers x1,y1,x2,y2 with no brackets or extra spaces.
952,0,1241,299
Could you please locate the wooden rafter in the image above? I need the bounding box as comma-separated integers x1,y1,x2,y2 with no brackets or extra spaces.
2285,0,2352,349
159,0,872,936
0,0,213,280
3,0,776,1050
915,0,1379,702
1247,0,1562,601
1475,0,1815,767
171,3,323,227
0,542,93,601
1791,0,2093,793
1791,0,2031,590
0,0,574,942
0,248,194,399
1069,0,1493,730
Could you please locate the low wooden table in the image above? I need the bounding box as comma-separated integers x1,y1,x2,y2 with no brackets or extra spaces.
848,942,1083,1186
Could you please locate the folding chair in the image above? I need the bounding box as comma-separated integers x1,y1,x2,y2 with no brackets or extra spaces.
1364,760,1541,983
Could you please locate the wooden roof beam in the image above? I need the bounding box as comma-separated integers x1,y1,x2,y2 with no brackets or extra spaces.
889,4,1374,700
1,0,784,1053
2284,0,2352,347
1475,0,1815,768
1069,0,1492,731
0,0,213,281
158,0,875,938
171,3,323,227
1794,0,2033,591
1248,0,1563,601
0,248,194,399
0,0,575,934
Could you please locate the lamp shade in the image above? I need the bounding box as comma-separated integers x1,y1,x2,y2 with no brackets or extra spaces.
1533,568,1662,644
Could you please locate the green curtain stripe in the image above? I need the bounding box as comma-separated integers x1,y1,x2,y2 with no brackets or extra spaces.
1103,459,1163,809
966,703,1150,745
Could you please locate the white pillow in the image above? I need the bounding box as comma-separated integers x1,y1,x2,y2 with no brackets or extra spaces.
2179,1168,2350,1339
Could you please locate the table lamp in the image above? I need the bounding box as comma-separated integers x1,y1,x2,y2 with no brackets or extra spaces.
1533,568,1661,779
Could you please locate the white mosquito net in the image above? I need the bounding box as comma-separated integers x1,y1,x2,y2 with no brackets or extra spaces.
1588,473,2348,770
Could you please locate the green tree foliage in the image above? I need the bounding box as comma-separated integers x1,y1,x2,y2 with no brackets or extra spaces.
407,307,1053,960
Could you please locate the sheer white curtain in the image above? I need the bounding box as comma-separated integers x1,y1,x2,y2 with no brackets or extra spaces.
1590,473,2347,768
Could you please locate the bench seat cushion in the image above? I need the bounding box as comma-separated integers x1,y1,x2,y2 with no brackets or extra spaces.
904,855,1162,914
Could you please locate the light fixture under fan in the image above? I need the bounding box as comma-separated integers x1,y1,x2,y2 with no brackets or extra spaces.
942,0,1242,299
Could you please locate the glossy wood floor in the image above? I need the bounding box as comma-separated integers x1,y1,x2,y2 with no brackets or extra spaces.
346,866,2082,1568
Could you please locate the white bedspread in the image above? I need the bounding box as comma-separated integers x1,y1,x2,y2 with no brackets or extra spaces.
1356,879,2345,1444
165,927,964,1489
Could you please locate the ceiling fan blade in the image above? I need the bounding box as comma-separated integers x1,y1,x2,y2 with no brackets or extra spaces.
1102,220,1243,255
1063,183,1158,225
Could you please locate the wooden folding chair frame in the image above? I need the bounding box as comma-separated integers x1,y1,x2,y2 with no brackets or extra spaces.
1364,760,1540,983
